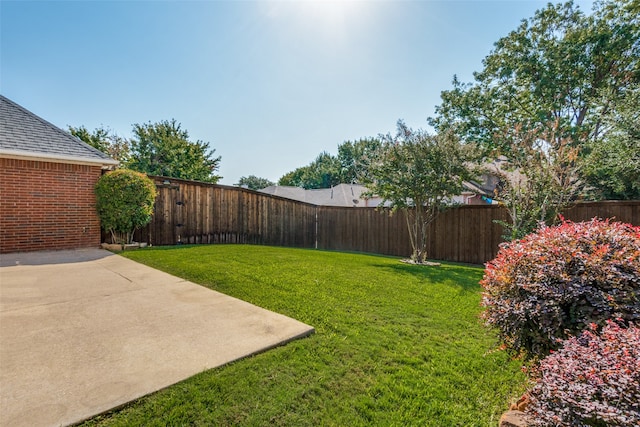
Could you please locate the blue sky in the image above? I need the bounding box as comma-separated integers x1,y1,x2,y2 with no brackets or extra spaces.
1,0,594,185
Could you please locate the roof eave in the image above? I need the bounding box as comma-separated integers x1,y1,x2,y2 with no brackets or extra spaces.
0,149,119,169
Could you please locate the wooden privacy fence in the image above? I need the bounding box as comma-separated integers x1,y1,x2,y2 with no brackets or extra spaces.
135,177,316,248
317,204,509,264
134,177,640,265
318,201,640,264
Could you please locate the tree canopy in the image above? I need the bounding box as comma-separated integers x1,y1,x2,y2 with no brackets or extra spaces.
69,125,130,164
336,137,383,185
236,175,275,190
69,125,111,153
430,0,639,154
363,121,478,263
491,123,583,240
69,120,223,182
278,151,341,189
278,138,382,189
582,84,640,200
128,119,221,183
427,0,639,238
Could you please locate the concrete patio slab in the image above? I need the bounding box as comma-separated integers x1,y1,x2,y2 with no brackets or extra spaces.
0,249,314,427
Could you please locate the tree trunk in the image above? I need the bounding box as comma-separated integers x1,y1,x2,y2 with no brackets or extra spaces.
405,205,429,263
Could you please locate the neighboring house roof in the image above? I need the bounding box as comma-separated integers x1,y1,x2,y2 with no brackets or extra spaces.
0,95,118,167
259,184,378,207
260,160,522,207
259,185,308,202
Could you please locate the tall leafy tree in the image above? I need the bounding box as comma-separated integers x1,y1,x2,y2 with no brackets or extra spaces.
278,167,310,188
308,151,341,189
431,0,639,152
69,125,130,164
278,151,341,189
363,121,478,264
235,175,275,190
337,137,382,184
279,138,382,189
430,0,639,236
492,122,583,241
582,85,640,200
69,125,110,153
127,119,221,183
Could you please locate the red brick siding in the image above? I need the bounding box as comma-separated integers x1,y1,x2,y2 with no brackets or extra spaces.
0,158,103,253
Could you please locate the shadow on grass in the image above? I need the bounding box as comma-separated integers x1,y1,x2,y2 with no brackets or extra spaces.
372,261,484,293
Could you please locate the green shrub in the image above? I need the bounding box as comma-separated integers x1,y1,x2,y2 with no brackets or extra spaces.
480,218,640,360
95,169,157,244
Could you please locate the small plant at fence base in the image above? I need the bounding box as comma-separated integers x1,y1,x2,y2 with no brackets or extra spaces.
526,320,640,427
480,218,640,360
95,169,157,245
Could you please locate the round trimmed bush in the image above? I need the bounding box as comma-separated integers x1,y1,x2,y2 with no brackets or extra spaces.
527,321,640,426
95,169,157,245
481,218,640,359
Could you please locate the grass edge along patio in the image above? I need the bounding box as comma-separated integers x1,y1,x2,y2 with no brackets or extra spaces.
81,244,527,426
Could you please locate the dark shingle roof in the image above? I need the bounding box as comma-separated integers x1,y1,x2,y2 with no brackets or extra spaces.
0,95,118,166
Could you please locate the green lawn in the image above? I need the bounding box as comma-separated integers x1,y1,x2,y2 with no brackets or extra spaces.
82,245,526,426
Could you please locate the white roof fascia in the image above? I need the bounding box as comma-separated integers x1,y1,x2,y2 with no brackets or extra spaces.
0,149,119,168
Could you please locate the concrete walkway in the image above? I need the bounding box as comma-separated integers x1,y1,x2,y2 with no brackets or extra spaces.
0,249,314,427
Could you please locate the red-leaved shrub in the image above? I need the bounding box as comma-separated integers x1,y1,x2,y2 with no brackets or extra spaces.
527,321,640,426
481,218,640,359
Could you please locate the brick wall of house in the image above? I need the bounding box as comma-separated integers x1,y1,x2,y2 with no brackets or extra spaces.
0,158,103,253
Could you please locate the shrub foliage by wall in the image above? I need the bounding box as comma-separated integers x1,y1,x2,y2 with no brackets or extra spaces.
95,169,157,245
